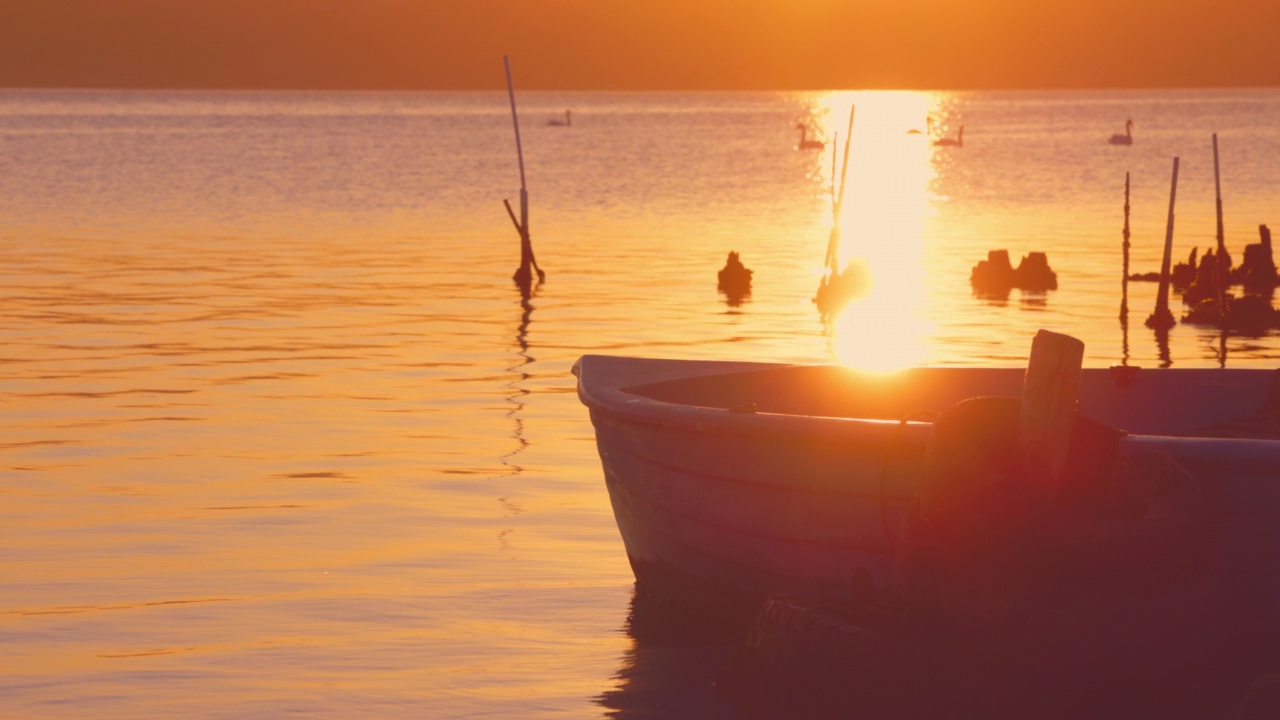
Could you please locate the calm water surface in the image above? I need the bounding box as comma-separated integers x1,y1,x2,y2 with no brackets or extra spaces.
2,88,1279,718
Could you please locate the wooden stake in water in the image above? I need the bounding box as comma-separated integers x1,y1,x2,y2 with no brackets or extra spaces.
822,147,839,271
1212,133,1227,309
822,105,856,273
1147,157,1179,331
503,56,544,287
1121,171,1131,320
829,135,837,208
822,132,838,270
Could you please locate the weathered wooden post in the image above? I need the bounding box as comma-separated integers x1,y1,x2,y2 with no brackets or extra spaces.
822,106,856,275
822,133,840,272
1146,157,1179,331
1020,329,1085,498
503,56,544,288
814,105,859,318
1121,171,1131,320
1212,134,1228,310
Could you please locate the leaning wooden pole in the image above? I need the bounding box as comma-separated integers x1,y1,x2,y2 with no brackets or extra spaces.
835,105,855,213
829,137,837,208
504,56,544,286
1212,133,1227,310
823,134,839,271
1121,171,1131,320
823,105,856,273
1146,157,1179,330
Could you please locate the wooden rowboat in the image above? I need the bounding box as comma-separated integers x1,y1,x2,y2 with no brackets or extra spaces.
574,354,1280,613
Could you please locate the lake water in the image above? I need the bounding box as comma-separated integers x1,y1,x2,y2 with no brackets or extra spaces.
2,87,1278,718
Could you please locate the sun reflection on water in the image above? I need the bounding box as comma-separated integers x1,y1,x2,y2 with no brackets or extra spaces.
832,279,932,371
802,91,940,371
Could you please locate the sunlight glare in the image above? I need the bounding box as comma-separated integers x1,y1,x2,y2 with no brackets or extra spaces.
831,270,932,371
810,92,936,371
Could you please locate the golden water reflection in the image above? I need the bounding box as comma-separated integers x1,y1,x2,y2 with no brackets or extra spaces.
10,88,1279,719
806,91,939,371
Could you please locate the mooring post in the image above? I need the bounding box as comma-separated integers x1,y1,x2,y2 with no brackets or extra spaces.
823,106,856,274
504,56,544,286
1121,171,1131,320
1147,157,1179,331
1212,133,1227,311
823,133,840,272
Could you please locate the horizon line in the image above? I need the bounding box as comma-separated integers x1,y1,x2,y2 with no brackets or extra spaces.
2,83,1278,94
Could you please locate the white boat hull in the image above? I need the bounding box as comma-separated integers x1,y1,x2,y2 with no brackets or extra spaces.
576,355,1280,610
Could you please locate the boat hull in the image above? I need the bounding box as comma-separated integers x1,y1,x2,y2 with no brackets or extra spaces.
576,355,1280,611
593,408,924,607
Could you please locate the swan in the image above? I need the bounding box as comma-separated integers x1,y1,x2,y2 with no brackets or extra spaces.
548,110,571,127
933,125,964,147
796,124,824,150
1109,119,1133,145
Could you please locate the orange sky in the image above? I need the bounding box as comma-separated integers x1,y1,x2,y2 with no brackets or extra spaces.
1,0,1276,90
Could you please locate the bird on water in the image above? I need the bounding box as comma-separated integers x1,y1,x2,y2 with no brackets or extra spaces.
796,124,824,150
1109,119,1134,145
933,125,964,147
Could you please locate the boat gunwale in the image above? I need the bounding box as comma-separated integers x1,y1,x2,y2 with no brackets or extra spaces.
574,355,936,441
574,355,1280,446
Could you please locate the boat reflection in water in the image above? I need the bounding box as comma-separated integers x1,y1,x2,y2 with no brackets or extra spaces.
578,346,1280,718
596,590,741,719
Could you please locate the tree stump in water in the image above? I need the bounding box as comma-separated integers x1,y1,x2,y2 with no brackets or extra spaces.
970,250,1058,297
717,251,753,305
1234,224,1278,293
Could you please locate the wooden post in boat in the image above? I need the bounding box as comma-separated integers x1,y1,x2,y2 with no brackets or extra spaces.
1212,133,1227,311
1121,171,1131,320
503,56,545,287
1020,329,1084,498
1146,157,1179,331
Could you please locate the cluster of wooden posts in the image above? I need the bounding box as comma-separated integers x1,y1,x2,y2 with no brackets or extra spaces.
812,106,867,319
1128,135,1279,334
500,66,1275,337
